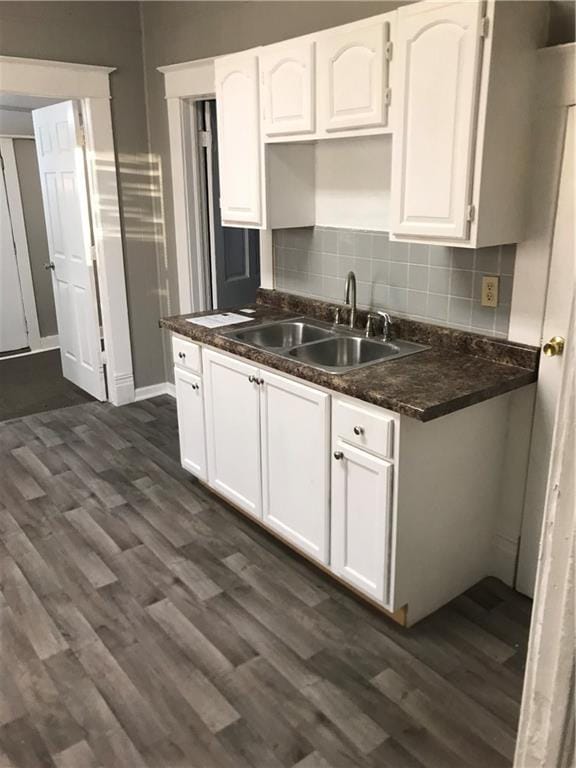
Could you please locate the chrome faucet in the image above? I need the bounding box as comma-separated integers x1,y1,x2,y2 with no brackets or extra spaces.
378,311,393,342
344,271,357,329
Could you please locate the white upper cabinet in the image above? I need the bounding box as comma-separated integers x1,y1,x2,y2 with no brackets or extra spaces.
317,18,391,134
215,51,263,226
261,39,315,138
260,372,330,563
390,2,483,241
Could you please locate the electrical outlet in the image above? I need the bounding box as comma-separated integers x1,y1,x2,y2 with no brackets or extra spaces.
481,275,499,308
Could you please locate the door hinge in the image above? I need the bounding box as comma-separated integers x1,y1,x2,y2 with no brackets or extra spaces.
384,88,392,107
90,245,97,263
385,41,393,61
198,130,211,149
0,152,4,172
466,204,476,222
480,16,490,39
77,126,86,147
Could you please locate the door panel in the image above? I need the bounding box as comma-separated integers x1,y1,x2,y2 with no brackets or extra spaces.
261,371,330,563
205,101,260,309
390,1,483,240
215,52,263,226
204,349,262,518
331,440,393,603
517,108,575,596
318,21,389,132
175,367,207,480
32,101,106,399
0,153,28,353
261,40,315,137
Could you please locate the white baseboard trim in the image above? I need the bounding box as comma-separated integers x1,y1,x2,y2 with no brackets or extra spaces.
134,382,176,401
491,534,519,587
0,340,59,360
38,334,59,350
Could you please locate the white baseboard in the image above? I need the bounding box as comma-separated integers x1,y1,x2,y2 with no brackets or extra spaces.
491,534,519,587
134,382,176,401
38,334,59,350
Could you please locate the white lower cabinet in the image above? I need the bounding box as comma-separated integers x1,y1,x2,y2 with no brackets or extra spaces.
261,371,330,564
203,349,262,519
174,366,207,480
331,439,393,604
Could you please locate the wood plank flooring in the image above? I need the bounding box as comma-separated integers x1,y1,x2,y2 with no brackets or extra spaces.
0,396,532,768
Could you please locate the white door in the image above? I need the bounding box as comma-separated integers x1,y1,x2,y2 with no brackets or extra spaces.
203,349,262,518
32,101,106,399
175,366,207,481
390,1,484,240
516,108,575,597
317,19,390,133
331,440,393,603
215,52,263,227
261,371,330,563
0,157,28,353
261,40,315,138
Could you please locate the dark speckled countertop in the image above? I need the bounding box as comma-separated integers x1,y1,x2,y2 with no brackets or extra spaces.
160,290,539,421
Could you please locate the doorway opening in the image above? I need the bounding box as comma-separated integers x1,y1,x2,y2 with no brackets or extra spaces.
0,93,107,418
193,98,260,311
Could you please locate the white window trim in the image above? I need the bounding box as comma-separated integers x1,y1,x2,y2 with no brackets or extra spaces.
0,55,134,405
158,57,273,315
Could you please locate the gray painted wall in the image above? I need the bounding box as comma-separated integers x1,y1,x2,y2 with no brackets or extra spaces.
12,138,57,338
0,1,164,387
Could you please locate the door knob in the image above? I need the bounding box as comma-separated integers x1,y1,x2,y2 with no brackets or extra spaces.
333,451,344,460
44,262,55,271
543,336,565,357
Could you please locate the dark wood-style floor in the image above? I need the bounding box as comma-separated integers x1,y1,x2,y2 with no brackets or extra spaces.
0,349,93,422
0,396,532,768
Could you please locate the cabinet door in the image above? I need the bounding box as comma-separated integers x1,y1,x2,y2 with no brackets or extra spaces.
390,2,484,240
331,440,393,603
261,372,330,563
318,20,389,133
203,350,262,518
261,40,315,137
215,52,263,226
174,367,206,481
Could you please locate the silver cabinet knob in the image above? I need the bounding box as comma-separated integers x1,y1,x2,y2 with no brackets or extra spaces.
191,383,199,391
353,426,364,436
248,375,256,383
44,262,55,271
178,351,186,359
257,378,264,386
333,451,344,460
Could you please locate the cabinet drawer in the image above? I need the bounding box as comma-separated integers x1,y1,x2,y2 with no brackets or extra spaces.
172,336,201,373
333,398,394,459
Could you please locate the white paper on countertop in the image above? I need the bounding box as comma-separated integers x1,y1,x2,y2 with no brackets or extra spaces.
186,312,254,328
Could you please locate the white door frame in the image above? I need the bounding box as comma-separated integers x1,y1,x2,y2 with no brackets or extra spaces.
0,136,43,351
0,56,134,405
158,56,273,316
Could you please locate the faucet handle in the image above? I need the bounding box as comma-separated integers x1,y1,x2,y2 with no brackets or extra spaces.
334,307,342,326
365,313,378,337
377,311,393,340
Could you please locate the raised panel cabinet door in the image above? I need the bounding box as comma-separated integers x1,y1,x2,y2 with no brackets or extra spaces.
174,367,206,481
318,20,389,132
331,440,393,603
390,1,484,240
215,52,263,226
261,40,315,137
203,349,262,518
261,372,330,563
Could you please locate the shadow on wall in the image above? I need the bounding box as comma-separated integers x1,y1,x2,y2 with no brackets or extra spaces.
89,150,174,317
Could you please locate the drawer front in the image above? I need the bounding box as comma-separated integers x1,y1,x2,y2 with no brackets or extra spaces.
172,336,201,373
333,397,394,459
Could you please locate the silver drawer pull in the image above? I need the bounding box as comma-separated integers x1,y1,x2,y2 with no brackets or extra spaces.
333,451,344,460
353,425,364,436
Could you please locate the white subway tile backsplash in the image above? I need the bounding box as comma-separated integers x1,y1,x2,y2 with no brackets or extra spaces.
273,227,515,337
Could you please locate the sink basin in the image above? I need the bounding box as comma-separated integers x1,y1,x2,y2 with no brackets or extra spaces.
227,321,332,349
287,336,428,373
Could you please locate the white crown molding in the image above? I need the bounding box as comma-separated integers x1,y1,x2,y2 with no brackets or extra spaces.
0,56,116,99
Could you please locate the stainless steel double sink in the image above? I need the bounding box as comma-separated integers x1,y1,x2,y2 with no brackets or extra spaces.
223,318,429,374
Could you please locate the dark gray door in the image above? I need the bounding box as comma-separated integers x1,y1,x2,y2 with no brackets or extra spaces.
203,100,260,310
